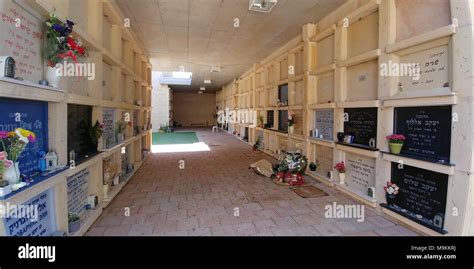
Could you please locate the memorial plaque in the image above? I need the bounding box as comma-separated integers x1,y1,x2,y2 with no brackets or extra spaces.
67,104,93,161
394,106,451,162
315,109,334,140
0,0,43,81
315,144,333,179
102,108,116,148
67,169,90,215
344,108,377,147
278,110,288,132
391,163,448,230
4,189,56,236
345,153,376,197
0,98,48,176
399,45,449,92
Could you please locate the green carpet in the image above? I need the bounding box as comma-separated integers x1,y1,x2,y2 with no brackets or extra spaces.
152,132,199,145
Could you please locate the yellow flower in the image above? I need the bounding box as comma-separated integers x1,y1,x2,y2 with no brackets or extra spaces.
8,131,16,137
15,128,36,143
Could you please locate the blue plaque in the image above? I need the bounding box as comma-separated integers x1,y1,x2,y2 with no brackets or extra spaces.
0,98,48,176
3,189,56,236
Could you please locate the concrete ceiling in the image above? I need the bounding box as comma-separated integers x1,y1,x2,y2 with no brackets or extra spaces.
116,0,346,93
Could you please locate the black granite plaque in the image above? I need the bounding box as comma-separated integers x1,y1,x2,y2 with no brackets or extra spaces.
390,163,448,231
394,106,451,162
344,108,377,147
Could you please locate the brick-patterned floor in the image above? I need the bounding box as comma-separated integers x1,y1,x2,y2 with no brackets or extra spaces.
87,128,419,236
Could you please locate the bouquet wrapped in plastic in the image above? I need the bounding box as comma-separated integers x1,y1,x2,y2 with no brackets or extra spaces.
274,152,308,186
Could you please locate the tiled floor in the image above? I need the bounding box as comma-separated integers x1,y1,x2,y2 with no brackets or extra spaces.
87,128,419,236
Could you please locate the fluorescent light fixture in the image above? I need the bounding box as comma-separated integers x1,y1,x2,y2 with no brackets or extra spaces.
249,0,277,13
198,91,203,94
210,66,221,73
156,71,192,85
200,87,205,91
204,79,211,84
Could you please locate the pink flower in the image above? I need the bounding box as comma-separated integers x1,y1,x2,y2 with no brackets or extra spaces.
2,159,13,168
27,134,36,143
0,151,7,160
0,131,8,139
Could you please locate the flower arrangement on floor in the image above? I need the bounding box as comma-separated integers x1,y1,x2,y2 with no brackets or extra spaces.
274,152,308,186
334,161,346,184
386,134,406,154
384,181,400,205
0,129,36,184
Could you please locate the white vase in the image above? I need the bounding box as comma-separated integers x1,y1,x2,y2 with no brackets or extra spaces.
46,66,61,88
103,184,109,199
339,172,345,185
289,125,294,134
116,133,124,144
3,162,20,184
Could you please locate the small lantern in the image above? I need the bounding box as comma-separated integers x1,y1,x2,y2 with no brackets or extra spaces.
45,150,58,171
38,151,47,173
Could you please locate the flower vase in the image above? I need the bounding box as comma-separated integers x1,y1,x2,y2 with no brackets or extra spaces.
116,133,124,144
103,184,109,199
46,66,61,88
337,132,345,143
3,162,20,185
68,219,80,233
389,143,403,154
338,172,345,185
386,193,397,205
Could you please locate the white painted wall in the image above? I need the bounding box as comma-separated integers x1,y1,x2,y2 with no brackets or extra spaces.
152,72,170,132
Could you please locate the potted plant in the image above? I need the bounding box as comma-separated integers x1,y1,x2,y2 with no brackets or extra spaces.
258,115,264,128
386,134,406,154
309,162,317,171
253,136,261,151
44,13,86,87
116,120,127,143
384,181,400,205
87,120,104,152
68,213,80,233
288,115,295,134
0,129,36,184
334,161,346,185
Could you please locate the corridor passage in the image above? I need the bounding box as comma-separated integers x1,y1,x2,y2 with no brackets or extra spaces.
88,129,418,236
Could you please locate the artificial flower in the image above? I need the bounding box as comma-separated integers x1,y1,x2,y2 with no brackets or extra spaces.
52,23,65,34
57,50,78,63
15,129,29,143
27,134,36,143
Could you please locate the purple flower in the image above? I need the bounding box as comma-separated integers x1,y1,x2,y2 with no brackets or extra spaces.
52,24,65,34
0,131,8,139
